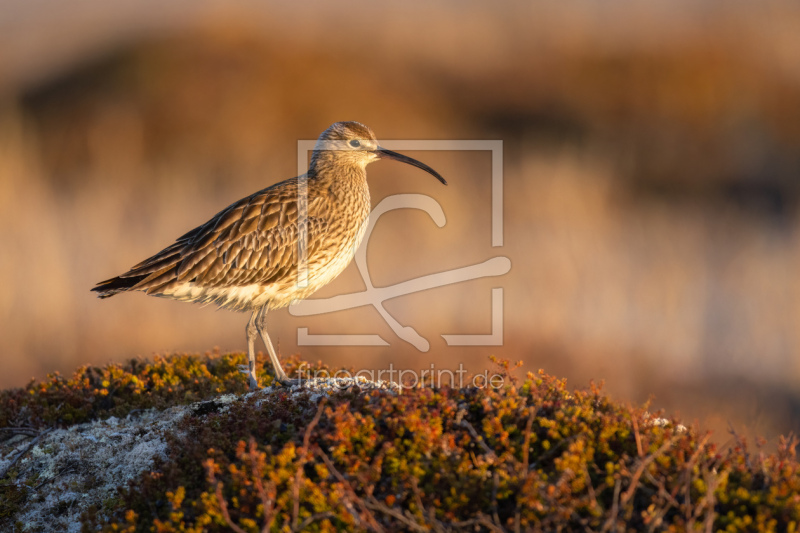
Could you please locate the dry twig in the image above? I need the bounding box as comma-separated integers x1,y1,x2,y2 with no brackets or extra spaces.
315,445,385,532
292,398,327,530
0,429,52,479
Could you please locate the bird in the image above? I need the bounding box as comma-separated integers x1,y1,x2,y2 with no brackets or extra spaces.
92,121,447,389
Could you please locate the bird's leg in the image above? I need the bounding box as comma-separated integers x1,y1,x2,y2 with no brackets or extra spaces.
255,306,299,387
240,309,260,390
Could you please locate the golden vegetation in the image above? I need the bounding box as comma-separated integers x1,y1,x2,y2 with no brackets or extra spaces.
2,352,798,531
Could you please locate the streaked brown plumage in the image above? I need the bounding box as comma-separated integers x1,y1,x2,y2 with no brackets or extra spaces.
92,121,446,388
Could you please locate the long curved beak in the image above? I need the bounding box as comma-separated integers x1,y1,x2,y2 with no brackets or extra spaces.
377,147,447,185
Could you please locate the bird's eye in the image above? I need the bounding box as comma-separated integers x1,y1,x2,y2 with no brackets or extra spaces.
349,140,361,148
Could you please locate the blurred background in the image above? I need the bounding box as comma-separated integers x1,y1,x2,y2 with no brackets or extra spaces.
1,1,799,443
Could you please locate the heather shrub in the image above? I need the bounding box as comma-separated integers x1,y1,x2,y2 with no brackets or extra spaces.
25,354,792,532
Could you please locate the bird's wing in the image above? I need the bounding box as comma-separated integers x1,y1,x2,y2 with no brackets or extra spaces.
109,178,328,295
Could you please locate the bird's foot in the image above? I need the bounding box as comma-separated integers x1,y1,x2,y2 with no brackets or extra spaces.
238,365,261,390
276,377,303,389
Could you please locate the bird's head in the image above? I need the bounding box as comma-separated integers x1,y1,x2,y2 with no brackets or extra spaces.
311,121,447,185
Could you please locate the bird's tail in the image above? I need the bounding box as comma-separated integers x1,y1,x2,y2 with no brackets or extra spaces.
91,241,187,298
91,275,149,298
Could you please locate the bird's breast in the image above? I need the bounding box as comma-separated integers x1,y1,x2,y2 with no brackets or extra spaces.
270,183,370,307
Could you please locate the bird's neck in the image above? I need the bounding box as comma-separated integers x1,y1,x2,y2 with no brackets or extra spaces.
309,160,368,190
308,161,371,219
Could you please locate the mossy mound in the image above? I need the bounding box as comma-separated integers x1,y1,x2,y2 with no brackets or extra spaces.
1,353,798,532
0,351,315,429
